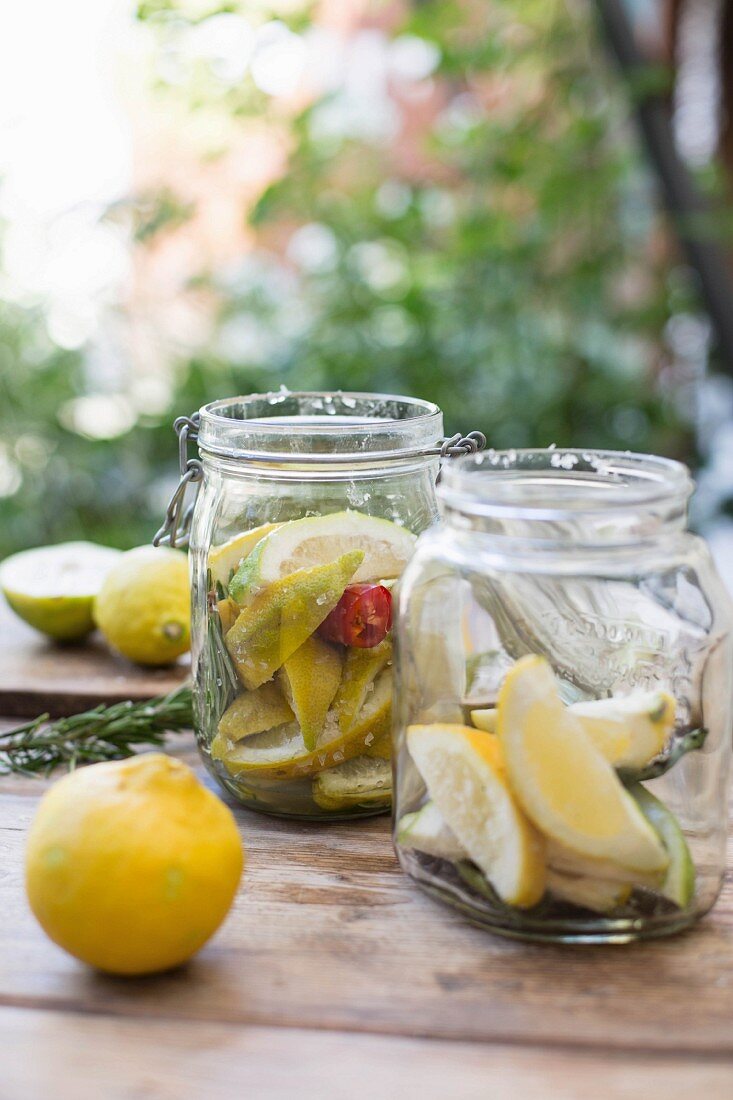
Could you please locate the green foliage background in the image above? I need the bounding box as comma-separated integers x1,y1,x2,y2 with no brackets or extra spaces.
0,0,696,558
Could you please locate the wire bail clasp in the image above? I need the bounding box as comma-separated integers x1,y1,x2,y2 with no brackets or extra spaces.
152,413,202,549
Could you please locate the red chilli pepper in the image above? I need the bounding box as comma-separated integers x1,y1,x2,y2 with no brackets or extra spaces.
318,583,393,648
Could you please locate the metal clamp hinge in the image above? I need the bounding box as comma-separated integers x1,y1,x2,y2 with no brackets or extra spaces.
153,413,202,549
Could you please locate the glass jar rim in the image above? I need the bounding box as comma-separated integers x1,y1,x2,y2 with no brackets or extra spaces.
197,390,444,463
439,448,694,519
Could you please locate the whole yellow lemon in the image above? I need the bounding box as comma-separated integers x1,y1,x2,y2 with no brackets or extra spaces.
94,546,190,666
25,753,244,975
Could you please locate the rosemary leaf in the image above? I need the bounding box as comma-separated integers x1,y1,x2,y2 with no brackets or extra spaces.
0,685,194,777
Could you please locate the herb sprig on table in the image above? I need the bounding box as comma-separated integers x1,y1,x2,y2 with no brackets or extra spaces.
0,686,194,776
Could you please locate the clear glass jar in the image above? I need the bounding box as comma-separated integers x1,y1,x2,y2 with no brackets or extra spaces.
187,392,450,819
393,449,733,942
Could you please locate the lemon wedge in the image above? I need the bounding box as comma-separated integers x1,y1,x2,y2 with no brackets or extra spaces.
568,691,675,770
397,801,466,862
546,839,663,890
470,707,498,733
225,550,363,689
473,689,674,771
332,638,392,733
497,656,669,874
312,757,392,811
208,523,282,588
406,724,546,908
217,683,294,743
546,870,631,913
279,635,342,750
229,510,415,600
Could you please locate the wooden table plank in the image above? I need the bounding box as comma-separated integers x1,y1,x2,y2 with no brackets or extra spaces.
4,1006,733,1100
0,601,188,718
1,750,732,1058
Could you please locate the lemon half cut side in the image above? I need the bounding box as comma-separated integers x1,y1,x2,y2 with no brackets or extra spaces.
1,542,122,641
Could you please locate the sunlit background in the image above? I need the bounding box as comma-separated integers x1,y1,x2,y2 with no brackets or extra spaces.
1,0,731,577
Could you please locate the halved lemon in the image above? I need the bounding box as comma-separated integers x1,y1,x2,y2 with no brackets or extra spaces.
229,510,415,601
218,683,294,743
225,550,363,690
497,656,669,874
406,724,546,908
312,757,392,811
1,542,122,641
208,523,282,588
278,635,342,750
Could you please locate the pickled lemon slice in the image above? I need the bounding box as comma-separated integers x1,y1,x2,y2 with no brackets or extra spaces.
209,523,282,588
229,511,415,599
279,635,342,750
219,671,392,780
225,550,363,690
312,757,392,811
217,720,363,780
364,730,392,760
216,596,240,635
497,656,668,874
472,689,674,770
345,668,393,748
218,683,294,743
406,724,546,908
332,638,392,733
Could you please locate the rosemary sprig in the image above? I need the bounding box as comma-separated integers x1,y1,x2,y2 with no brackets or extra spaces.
0,685,194,777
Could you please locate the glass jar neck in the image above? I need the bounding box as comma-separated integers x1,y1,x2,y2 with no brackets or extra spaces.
196,391,444,469
438,449,693,551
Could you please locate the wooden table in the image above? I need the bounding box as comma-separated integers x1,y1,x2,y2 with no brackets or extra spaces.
2,728,732,1099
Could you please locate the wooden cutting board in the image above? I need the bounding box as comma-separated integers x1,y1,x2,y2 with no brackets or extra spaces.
0,600,189,719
